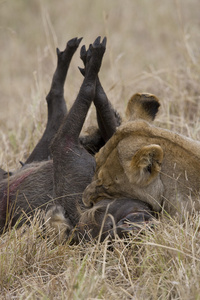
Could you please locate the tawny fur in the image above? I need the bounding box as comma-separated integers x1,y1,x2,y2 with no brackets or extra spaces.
45,205,73,243
83,98,200,217
125,93,160,122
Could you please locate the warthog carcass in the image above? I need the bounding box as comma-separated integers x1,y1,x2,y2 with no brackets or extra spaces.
83,93,200,218
0,37,154,241
0,168,6,181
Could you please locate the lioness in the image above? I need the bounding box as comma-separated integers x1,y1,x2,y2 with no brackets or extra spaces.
83,93,200,217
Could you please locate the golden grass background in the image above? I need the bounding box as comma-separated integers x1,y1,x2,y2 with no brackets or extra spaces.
0,0,200,299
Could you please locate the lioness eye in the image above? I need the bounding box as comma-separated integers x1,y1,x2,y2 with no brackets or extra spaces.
147,164,152,173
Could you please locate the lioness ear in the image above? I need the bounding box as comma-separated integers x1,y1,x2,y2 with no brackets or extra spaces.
125,144,163,186
126,93,160,122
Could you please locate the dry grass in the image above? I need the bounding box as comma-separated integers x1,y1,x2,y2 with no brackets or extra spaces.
1,214,200,299
0,0,200,299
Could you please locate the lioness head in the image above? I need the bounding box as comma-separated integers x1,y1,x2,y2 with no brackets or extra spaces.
82,93,163,211
82,121,164,212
